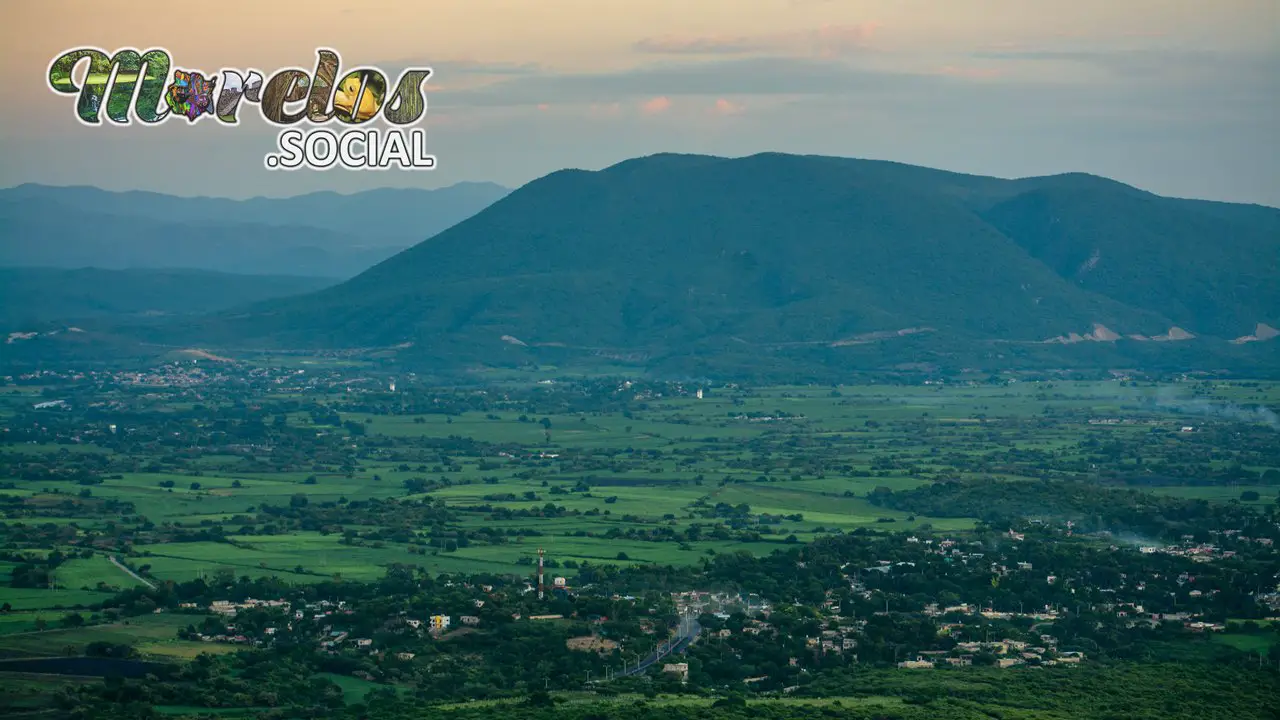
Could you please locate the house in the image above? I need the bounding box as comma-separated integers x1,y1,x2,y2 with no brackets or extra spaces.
945,656,973,667
429,615,451,631
663,663,689,682
997,658,1023,668
897,657,934,669
460,615,480,626
405,619,422,630
396,652,415,661
210,601,238,616
354,638,373,648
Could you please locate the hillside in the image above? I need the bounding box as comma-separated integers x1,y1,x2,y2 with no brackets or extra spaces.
151,153,1277,376
0,267,336,328
0,182,509,278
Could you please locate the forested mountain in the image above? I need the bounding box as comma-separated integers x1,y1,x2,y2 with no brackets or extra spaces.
0,267,336,328
149,153,1276,376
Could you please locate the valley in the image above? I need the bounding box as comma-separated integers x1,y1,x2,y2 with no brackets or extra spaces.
1,358,1277,717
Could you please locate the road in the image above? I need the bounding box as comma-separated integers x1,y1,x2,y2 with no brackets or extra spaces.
601,614,701,681
110,556,156,589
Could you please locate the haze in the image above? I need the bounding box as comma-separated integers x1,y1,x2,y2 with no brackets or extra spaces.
1,0,1276,205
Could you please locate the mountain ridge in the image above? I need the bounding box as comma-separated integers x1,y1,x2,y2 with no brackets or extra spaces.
0,182,511,278
129,152,1276,377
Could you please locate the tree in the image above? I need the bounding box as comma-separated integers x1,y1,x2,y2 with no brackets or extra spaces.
1240,490,1260,502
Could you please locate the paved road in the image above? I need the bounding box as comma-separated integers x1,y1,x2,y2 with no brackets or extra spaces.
606,615,701,680
110,556,156,589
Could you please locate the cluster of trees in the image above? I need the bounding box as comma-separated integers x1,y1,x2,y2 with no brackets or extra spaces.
868,478,1280,541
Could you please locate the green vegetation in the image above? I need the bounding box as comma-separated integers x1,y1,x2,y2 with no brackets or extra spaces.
115,153,1280,379
0,364,1277,719
0,268,336,328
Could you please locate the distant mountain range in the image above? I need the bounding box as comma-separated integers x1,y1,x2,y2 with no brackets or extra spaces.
0,267,337,328
8,154,1278,377
0,182,510,278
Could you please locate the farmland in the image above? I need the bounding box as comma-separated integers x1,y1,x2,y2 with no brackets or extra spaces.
3,368,1279,608
1,362,1278,718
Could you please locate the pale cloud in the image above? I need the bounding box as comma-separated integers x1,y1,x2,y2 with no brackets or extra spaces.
633,23,880,58
712,98,745,115
641,96,673,114
588,102,622,118
537,103,550,111
436,57,931,108
935,65,1003,79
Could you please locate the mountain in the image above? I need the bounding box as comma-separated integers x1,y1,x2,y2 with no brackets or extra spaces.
978,180,1280,338
135,153,1276,377
0,267,337,328
0,182,510,278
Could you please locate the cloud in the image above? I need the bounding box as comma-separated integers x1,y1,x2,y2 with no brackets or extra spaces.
641,96,672,114
588,102,621,118
633,23,879,58
935,65,1003,79
537,103,550,112
712,98,745,115
968,47,1280,82
436,56,934,108
375,58,542,82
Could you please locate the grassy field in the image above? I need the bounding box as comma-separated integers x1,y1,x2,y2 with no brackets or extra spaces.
0,613,205,658
2,379,1276,590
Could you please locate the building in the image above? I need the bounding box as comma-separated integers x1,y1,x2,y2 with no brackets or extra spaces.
663,663,689,682
429,615,451,631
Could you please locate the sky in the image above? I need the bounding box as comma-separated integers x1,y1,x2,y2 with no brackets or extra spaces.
2,0,1277,205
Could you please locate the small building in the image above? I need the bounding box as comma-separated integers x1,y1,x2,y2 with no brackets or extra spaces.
460,615,480,626
429,615,451,631
662,663,689,682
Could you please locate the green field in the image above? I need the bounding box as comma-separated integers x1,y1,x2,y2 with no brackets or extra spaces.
0,613,205,659
2,379,1277,593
